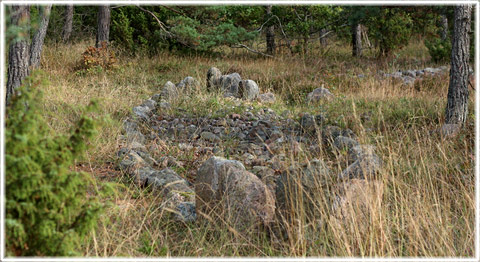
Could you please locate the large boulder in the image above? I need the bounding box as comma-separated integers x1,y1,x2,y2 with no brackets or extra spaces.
220,73,242,97
299,113,324,134
306,86,334,104
195,156,275,229
238,80,260,100
132,105,151,120
207,67,222,91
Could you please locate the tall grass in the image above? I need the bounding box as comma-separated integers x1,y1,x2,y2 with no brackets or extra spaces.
37,39,474,257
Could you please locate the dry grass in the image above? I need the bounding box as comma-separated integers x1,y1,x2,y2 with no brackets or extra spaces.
37,38,475,257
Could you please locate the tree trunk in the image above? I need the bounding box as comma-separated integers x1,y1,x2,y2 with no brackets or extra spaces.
62,5,74,42
352,23,362,57
30,5,52,69
96,5,111,48
265,5,275,55
6,5,30,105
445,5,472,125
440,13,449,41
319,28,328,47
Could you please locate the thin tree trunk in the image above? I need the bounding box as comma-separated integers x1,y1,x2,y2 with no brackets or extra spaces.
445,5,472,125
265,5,275,55
96,5,111,48
352,23,362,57
441,13,449,41
319,28,328,47
6,5,30,105
30,5,52,69
62,5,73,42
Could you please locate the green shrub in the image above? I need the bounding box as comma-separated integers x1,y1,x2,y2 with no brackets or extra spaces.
425,37,451,62
5,72,111,256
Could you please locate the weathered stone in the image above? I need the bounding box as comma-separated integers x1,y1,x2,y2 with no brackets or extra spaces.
175,201,196,222
207,67,222,91
339,150,382,180
196,157,275,229
322,125,342,143
276,159,331,210
132,106,151,120
257,92,276,104
160,81,178,100
179,76,199,90
330,179,384,234
403,70,416,78
196,156,246,211
402,76,416,86
220,73,242,96
141,99,157,110
299,113,317,134
252,166,276,193
347,144,377,164
333,136,359,151
238,80,260,100
124,130,146,144
200,131,221,142
306,86,334,104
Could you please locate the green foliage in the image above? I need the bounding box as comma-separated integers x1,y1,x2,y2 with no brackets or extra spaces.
5,72,112,256
364,7,413,56
425,37,451,62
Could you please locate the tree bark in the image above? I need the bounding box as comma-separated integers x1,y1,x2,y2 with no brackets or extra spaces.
62,5,74,42
440,13,449,41
30,5,52,69
265,5,275,55
6,5,30,105
319,28,328,47
96,5,111,48
445,5,472,125
352,23,362,57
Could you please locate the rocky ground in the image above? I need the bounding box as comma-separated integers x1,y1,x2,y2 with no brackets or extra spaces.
115,65,447,234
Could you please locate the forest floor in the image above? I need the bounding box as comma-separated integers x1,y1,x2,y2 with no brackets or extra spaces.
38,38,475,257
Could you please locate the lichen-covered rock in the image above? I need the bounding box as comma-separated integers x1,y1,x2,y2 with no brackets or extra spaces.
238,80,260,100
306,86,334,104
200,131,221,142
207,67,222,91
257,92,276,104
321,125,342,143
178,76,199,90
140,99,157,110
220,73,242,97
196,156,246,210
196,157,274,229
132,105,151,120
160,81,178,100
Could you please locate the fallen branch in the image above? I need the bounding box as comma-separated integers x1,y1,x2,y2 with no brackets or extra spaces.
136,5,172,37
231,44,274,58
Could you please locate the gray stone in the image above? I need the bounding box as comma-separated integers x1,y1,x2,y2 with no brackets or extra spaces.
238,80,260,100
160,81,178,100
207,67,222,91
220,73,242,96
333,136,359,151
299,113,318,134
402,76,416,86
322,125,342,143
403,70,416,78
195,156,246,211
141,99,157,110
179,76,199,90
258,92,276,104
200,131,221,142
175,202,196,222
347,144,377,164
339,150,382,180
306,85,334,104
276,159,331,210
132,106,151,120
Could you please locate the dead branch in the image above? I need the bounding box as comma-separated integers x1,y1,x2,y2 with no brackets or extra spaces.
231,44,274,58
